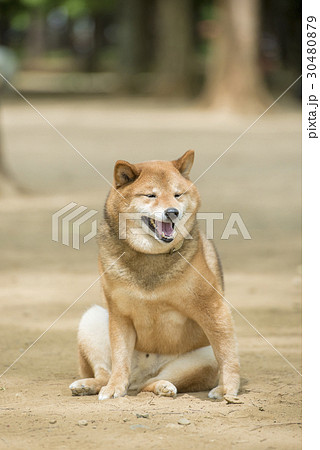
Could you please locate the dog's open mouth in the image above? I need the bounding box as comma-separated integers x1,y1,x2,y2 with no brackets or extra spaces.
141,216,175,243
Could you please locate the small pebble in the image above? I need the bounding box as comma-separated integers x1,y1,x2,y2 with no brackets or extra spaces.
49,419,57,425
130,424,149,430
178,418,191,425
136,413,149,419
78,420,88,427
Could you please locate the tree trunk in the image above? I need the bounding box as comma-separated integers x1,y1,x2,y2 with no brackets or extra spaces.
202,0,270,112
0,103,21,196
153,0,193,97
25,9,47,63
82,14,106,72
118,0,151,92
0,146,20,196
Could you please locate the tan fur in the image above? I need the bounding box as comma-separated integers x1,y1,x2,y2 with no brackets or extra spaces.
70,151,240,400
78,345,94,378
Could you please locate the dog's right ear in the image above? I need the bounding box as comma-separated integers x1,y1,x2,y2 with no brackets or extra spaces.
114,160,140,188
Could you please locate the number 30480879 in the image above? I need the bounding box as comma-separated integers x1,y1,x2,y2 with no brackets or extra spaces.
307,16,317,79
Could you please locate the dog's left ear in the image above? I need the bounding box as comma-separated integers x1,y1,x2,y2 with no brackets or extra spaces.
172,150,194,178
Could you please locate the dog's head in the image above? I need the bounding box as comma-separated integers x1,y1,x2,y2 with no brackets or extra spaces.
105,150,200,254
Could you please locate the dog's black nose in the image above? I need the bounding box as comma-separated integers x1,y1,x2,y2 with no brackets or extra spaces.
164,208,179,220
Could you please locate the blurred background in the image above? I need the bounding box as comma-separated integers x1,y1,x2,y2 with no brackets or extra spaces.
0,0,301,99
0,0,302,194
0,2,301,448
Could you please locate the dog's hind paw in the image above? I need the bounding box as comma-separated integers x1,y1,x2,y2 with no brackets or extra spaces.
69,379,100,396
154,380,177,397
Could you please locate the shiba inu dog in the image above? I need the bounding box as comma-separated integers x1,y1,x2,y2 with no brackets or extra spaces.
69,150,240,400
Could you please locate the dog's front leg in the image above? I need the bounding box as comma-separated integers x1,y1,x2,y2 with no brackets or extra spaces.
196,300,240,400
98,312,136,400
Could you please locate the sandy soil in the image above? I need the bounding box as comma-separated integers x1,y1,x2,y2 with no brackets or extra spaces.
0,98,301,449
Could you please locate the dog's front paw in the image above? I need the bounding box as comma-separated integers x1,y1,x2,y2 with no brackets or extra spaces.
208,384,239,401
98,382,127,400
208,385,224,401
154,380,177,397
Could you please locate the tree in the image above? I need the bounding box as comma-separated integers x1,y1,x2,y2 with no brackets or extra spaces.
0,145,19,196
202,0,270,112
0,47,21,196
117,0,151,91
153,0,194,96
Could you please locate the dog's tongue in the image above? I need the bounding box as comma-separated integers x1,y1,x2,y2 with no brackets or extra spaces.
155,220,174,237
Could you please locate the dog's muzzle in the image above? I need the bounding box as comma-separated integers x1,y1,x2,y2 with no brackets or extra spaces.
141,210,178,243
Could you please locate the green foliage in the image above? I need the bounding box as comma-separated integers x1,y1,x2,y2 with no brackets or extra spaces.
11,11,31,30
63,0,88,18
21,0,47,8
2,0,118,24
64,0,117,17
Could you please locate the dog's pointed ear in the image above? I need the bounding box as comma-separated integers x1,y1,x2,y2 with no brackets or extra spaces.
114,160,140,188
172,150,194,178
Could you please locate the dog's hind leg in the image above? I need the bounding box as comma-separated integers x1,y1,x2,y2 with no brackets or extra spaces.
139,346,219,397
69,305,111,396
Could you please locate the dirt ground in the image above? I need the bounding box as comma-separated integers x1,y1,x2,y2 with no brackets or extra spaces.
0,97,301,449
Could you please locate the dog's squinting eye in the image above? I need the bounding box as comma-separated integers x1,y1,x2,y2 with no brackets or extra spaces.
145,194,156,198
175,194,183,198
